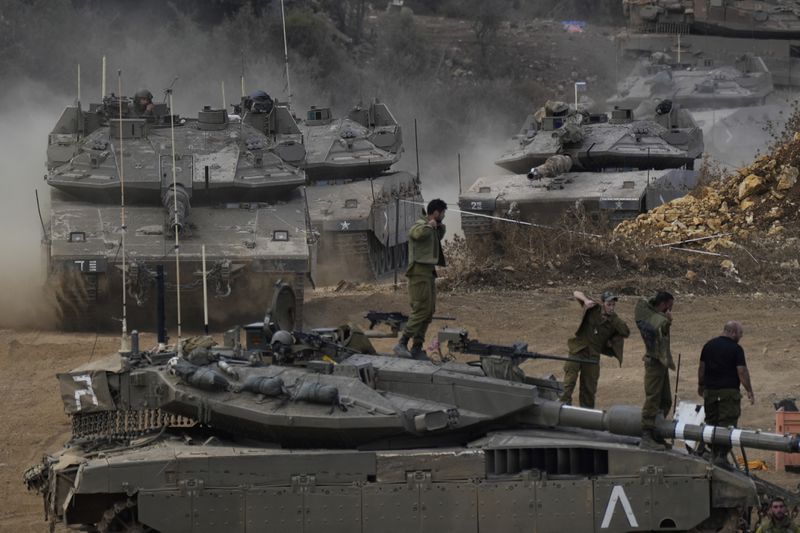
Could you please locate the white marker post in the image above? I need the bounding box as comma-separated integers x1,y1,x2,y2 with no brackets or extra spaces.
574,81,587,112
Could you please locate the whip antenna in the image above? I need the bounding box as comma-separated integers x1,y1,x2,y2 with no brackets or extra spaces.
101,56,106,98
202,244,209,335
168,89,183,344
117,70,129,350
280,0,292,106
77,64,81,104
221,81,226,113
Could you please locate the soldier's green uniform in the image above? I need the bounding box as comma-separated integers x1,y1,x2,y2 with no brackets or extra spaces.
560,305,629,408
402,217,446,348
635,297,675,431
756,516,800,533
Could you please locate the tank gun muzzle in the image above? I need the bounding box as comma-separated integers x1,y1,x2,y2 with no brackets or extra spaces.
162,184,191,236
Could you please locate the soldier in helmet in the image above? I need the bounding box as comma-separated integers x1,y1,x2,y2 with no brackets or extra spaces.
132,88,155,118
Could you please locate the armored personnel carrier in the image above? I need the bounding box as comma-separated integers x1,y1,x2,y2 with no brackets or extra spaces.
45,93,312,329
25,290,800,532
608,53,774,111
494,102,703,175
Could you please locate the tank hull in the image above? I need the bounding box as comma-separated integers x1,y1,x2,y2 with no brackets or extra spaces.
47,194,311,330
40,429,750,533
306,171,422,283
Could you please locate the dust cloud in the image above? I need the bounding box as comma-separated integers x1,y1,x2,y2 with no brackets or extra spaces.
0,82,68,327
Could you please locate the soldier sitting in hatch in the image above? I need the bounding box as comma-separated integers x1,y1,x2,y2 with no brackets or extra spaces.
560,290,630,409
131,88,155,118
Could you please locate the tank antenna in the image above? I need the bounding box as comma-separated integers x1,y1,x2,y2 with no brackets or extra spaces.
414,118,421,181
101,56,106,98
168,89,183,345
240,49,246,97
117,70,130,350
221,81,226,113
280,0,293,107
202,244,209,335
76,63,81,104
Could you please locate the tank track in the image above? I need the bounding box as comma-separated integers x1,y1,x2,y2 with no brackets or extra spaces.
71,409,196,440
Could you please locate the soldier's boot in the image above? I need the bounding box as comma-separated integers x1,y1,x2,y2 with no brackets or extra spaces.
410,344,430,361
393,336,412,359
639,430,667,450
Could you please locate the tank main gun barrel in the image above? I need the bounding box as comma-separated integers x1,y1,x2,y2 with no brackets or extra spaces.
162,184,190,235
529,402,800,453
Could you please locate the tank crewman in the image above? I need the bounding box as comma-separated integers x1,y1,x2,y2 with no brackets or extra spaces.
635,291,676,450
131,88,155,118
560,290,630,408
698,320,755,464
393,199,447,361
756,497,800,533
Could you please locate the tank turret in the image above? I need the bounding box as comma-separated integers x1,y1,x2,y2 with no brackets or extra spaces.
25,302,800,532
44,92,311,329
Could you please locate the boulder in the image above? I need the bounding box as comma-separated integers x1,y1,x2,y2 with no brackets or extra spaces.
738,174,766,200
777,166,798,191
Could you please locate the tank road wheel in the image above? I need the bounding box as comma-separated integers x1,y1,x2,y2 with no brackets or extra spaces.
97,500,157,533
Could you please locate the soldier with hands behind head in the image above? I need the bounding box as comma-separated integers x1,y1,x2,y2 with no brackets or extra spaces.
560,290,630,408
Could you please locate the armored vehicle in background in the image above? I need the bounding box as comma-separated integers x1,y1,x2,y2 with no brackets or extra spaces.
306,171,422,282
608,53,773,111
462,102,700,240
240,92,417,282
621,1,800,86
298,100,403,181
494,102,703,175
45,94,312,329
25,292,800,532
623,0,800,38
460,168,697,238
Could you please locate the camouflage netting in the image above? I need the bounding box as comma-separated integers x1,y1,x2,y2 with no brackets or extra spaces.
614,133,800,255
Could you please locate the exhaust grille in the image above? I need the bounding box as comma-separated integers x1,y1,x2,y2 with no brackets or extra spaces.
486,447,608,476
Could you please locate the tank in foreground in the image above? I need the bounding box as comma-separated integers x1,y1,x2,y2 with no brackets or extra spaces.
24,292,800,532
45,95,312,329
494,102,703,175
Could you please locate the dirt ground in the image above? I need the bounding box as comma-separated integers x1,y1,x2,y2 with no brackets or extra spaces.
3,285,800,531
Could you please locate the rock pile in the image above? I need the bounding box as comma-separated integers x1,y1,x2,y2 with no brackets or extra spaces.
614,133,800,251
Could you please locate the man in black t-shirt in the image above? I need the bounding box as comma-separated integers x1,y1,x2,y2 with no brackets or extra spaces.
697,320,754,464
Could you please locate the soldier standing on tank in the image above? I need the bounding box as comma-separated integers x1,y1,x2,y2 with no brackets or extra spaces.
131,88,155,118
560,290,630,408
393,199,447,361
635,291,675,450
756,497,800,533
698,320,755,465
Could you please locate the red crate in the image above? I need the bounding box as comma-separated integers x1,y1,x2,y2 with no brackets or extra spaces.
776,410,800,471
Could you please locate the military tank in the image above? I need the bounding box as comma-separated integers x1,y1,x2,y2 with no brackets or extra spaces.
305,171,422,283
239,92,417,282
623,0,800,38
621,1,800,86
608,53,774,111
44,92,312,329
24,289,800,532
494,101,703,175
461,102,701,239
